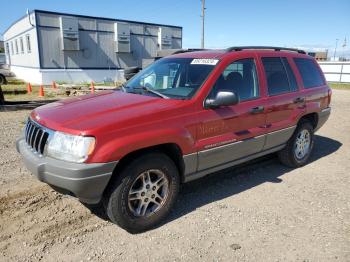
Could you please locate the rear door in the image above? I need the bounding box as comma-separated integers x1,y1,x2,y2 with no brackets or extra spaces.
196,56,267,171
259,56,305,150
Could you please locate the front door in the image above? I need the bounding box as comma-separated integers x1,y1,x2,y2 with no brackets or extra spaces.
196,57,267,171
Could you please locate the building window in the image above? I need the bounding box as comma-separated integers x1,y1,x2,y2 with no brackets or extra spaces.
10,41,14,55
26,34,31,53
15,39,19,54
20,37,24,54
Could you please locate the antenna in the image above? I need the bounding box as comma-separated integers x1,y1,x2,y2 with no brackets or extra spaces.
27,9,34,27
200,0,205,49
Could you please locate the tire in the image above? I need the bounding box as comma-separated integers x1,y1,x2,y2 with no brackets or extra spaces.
124,66,140,75
103,153,180,233
278,121,314,168
0,74,6,85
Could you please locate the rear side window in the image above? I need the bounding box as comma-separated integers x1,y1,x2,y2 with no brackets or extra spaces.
262,57,298,95
293,58,325,88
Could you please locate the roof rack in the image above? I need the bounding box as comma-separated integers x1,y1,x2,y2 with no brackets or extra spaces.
226,46,306,54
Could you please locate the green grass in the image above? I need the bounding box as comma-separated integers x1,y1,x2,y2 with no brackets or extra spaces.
328,82,350,90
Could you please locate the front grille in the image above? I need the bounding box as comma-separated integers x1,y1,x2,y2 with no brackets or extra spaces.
24,119,50,155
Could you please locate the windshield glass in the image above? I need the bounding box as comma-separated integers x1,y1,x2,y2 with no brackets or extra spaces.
124,58,218,99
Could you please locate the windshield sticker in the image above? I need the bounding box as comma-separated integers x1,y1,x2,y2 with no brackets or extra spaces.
191,59,219,65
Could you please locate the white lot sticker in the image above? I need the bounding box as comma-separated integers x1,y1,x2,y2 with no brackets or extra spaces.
191,59,219,65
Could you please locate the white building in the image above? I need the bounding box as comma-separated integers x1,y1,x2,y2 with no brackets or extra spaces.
3,10,182,84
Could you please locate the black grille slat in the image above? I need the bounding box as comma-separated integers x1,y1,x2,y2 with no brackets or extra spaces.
34,129,42,151
24,119,50,155
30,127,38,147
39,133,49,154
27,124,35,144
37,131,45,153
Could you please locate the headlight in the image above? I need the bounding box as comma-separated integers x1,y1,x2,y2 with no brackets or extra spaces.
47,131,95,163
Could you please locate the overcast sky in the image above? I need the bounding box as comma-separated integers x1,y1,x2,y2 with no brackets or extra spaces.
1,0,349,57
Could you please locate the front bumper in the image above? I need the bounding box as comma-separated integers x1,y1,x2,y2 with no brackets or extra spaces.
16,138,118,204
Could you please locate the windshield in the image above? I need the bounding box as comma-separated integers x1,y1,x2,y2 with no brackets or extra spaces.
124,58,218,99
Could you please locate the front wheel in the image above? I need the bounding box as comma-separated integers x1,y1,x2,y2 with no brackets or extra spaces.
278,121,314,167
103,153,180,233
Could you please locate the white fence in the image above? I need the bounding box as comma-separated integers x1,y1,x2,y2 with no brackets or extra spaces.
318,61,350,83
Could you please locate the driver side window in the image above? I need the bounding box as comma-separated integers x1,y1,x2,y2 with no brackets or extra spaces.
210,58,259,101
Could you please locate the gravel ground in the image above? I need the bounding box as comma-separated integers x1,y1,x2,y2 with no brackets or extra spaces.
0,90,349,262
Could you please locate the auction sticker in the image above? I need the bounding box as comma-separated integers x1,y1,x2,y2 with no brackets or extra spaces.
191,59,219,65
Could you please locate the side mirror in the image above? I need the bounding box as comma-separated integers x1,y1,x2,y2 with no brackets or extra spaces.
205,91,239,109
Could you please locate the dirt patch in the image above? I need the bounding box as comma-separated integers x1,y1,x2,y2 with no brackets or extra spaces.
0,90,349,261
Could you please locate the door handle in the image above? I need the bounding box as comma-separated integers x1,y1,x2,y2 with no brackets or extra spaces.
250,106,264,114
293,97,305,104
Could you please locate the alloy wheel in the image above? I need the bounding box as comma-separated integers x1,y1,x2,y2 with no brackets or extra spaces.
128,169,169,217
294,129,311,160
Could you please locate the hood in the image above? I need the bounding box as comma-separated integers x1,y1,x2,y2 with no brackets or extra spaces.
31,91,184,135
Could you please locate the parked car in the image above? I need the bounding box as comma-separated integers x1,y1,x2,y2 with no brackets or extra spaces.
17,46,331,233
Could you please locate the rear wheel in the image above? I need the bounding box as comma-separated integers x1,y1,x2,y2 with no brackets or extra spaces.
103,153,180,233
278,121,314,167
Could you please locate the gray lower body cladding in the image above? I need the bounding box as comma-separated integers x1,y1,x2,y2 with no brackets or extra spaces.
16,138,117,204
183,125,297,182
315,107,331,132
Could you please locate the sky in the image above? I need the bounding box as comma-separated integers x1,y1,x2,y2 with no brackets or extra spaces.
1,0,349,57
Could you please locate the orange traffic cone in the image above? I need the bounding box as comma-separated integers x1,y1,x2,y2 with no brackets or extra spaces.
27,83,32,94
38,85,45,97
90,81,95,94
52,81,57,89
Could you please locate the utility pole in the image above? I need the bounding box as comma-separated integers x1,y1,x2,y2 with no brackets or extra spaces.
201,0,205,49
333,38,339,61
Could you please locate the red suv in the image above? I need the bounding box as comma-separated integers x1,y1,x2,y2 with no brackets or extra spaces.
17,46,331,233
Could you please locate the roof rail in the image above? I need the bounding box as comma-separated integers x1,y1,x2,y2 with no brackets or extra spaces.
226,46,306,54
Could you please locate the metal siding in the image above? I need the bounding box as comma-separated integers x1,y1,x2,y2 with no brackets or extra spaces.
144,26,158,36
172,28,182,38
21,12,182,70
36,13,60,27
78,18,96,30
37,27,64,68
97,20,114,32
172,38,182,49
130,24,144,34
144,36,158,58
96,32,116,68
130,35,144,67
65,31,97,68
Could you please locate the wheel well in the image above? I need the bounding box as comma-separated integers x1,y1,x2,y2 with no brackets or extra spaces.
109,143,185,183
299,113,318,129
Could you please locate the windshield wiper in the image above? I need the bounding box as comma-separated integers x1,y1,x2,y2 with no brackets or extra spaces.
131,86,169,99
